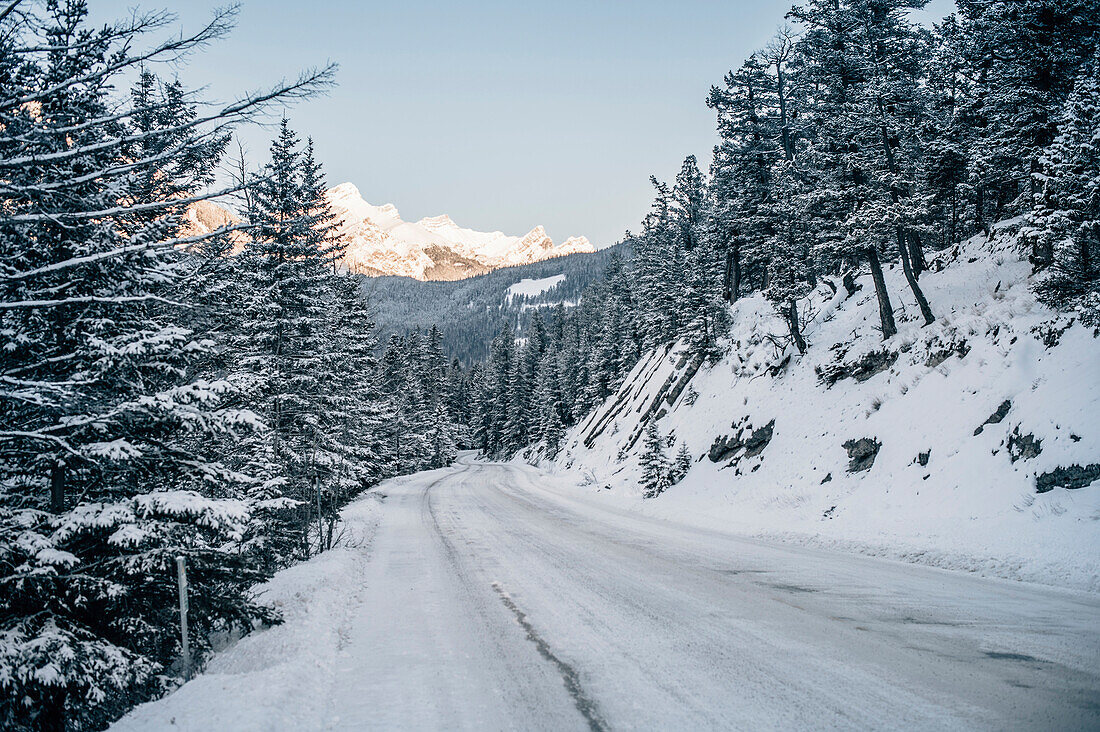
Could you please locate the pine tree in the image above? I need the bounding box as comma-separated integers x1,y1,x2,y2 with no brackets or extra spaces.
0,4,333,726
639,421,672,499
534,349,566,459
233,119,334,562
764,161,814,354
672,156,727,362
673,442,693,483
1024,64,1100,324
790,0,936,337
707,47,793,301
634,179,685,347
956,0,1100,235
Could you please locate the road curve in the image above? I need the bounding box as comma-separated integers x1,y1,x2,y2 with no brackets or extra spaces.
325,457,1100,731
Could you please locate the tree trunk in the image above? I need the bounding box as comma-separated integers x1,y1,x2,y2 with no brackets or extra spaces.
897,228,935,326
40,689,66,732
950,187,958,246
723,248,733,303
907,230,926,278
867,247,897,339
788,300,807,354
975,184,987,235
315,475,323,555
50,462,65,513
723,244,741,303
732,245,741,302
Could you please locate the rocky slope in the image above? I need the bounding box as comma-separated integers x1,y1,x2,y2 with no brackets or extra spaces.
534,221,1100,592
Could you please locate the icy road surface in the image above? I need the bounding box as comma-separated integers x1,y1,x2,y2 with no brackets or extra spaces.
118,456,1100,730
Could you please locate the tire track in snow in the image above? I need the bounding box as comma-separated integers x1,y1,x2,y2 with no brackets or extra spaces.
490,581,609,732
425,464,607,731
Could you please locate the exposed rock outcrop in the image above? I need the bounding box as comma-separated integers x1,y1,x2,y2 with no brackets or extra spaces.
843,438,881,473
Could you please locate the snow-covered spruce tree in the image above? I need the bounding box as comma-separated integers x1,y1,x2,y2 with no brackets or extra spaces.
322,274,392,496
446,358,472,447
764,163,814,355
790,0,935,336
673,156,727,364
708,63,763,304
426,400,459,469
465,362,491,455
505,349,533,453
403,327,433,467
584,274,631,405
673,442,693,484
955,0,1100,237
296,138,401,548
300,137,345,273
639,420,672,499
232,120,331,563
481,325,515,457
922,13,974,248
634,178,685,348
381,345,418,458
1023,64,1100,325
707,34,800,303
534,349,565,460
0,3,332,728
708,29,814,351
418,325,458,468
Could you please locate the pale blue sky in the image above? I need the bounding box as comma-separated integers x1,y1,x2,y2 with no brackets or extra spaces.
92,1,955,246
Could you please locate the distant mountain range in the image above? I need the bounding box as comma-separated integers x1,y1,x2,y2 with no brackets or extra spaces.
326,183,595,280
185,184,596,281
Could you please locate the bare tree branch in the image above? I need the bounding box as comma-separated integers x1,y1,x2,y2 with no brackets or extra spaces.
0,65,337,169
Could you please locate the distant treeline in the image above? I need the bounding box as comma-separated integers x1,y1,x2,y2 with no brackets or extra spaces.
363,242,632,364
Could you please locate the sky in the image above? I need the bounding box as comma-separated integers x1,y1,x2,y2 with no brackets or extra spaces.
91,0,956,247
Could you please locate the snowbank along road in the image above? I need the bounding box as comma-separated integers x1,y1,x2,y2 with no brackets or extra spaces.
117,455,1100,731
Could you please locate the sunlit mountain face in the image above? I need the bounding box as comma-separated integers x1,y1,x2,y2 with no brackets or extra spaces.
326,183,595,280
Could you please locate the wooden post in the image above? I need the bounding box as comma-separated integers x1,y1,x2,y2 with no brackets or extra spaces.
315,474,323,553
176,556,191,680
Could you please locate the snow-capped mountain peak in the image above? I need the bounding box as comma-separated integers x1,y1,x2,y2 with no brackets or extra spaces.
417,214,458,231
325,183,595,281
519,225,551,248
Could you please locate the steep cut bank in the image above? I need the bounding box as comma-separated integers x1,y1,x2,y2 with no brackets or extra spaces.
536,222,1100,591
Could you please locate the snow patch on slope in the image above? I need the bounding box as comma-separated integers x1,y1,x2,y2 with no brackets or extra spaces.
506,274,566,302
542,222,1100,592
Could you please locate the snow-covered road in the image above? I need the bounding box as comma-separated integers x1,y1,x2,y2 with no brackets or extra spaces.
118,456,1100,730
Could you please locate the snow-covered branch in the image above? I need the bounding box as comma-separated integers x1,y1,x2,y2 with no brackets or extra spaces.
0,65,337,170
0,6,238,112
0,222,252,284
4,184,244,224
0,294,188,311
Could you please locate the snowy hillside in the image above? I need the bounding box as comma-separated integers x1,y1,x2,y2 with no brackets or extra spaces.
540,222,1100,591
327,183,595,280
506,274,566,302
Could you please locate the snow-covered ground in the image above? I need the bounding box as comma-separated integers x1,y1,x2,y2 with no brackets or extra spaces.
543,222,1100,592
506,274,566,302
114,456,1100,730
111,492,384,731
